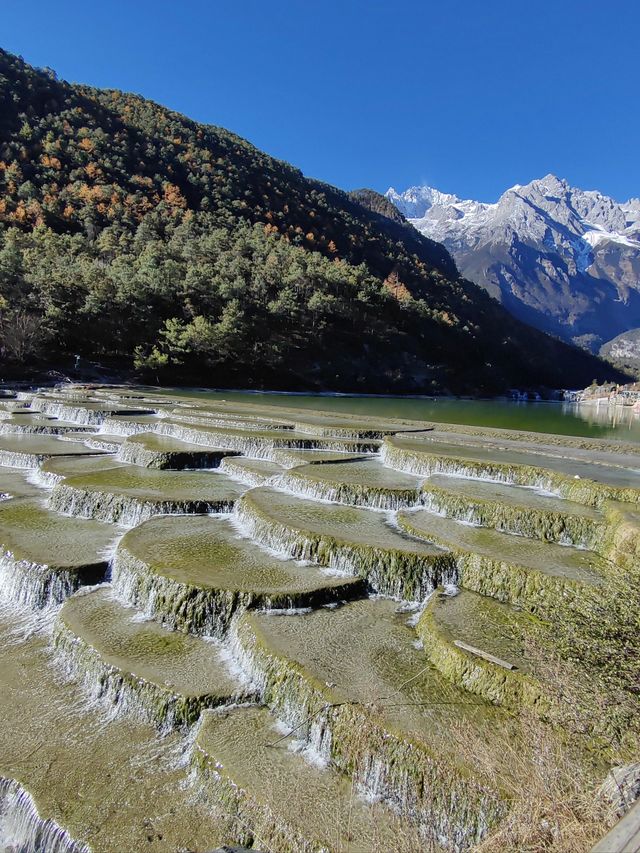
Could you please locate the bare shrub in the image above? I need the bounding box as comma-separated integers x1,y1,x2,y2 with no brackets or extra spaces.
0,309,43,361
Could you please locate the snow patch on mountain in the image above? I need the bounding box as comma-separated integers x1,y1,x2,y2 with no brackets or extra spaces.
387,176,640,248
385,175,640,354
581,227,640,250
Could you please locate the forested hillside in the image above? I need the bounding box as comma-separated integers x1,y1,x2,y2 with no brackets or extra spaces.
0,49,624,392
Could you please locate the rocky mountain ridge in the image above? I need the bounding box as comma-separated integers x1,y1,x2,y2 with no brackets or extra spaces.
386,176,640,356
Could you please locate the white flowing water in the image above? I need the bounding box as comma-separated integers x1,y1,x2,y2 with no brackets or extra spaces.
0,554,83,611
0,777,89,853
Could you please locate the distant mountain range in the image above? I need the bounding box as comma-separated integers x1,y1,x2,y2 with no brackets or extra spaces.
386,176,640,368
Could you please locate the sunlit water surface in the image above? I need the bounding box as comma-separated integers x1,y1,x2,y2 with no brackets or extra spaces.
153,389,640,442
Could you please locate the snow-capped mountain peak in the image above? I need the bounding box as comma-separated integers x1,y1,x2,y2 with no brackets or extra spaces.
385,185,463,218
385,176,640,355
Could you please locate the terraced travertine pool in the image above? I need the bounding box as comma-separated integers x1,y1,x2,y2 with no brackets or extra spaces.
0,385,639,852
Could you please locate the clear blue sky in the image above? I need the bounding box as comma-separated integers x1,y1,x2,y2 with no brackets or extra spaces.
2,0,637,202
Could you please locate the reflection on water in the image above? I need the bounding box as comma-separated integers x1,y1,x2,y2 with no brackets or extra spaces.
561,400,640,435
155,388,640,443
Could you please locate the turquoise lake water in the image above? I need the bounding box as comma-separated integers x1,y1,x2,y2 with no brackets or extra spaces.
155,389,640,442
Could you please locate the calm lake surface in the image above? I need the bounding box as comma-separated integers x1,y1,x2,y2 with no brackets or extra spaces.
157,389,640,443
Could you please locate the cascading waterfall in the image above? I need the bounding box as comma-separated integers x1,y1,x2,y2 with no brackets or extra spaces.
99,417,379,457
0,777,89,853
30,399,107,426
380,442,547,488
233,498,458,601
171,412,294,432
0,553,89,610
357,751,419,821
418,489,602,548
0,449,44,469
224,616,504,851
396,512,592,615
269,448,350,468
190,718,323,853
165,421,379,456
51,617,160,725
27,467,63,489
271,470,422,510
6,385,637,851
116,440,233,470
52,613,231,731
50,483,236,525
99,419,154,437
83,437,122,453
0,422,80,436
111,548,253,637
381,442,640,508
290,422,388,440
157,421,301,458
223,616,333,766
0,403,30,413
31,398,155,426
219,457,277,486
111,547,339,638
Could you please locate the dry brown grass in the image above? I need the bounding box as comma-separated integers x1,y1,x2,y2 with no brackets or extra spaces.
453,621,636,853
450,710,616,853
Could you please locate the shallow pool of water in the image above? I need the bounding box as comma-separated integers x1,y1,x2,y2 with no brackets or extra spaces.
151,389,640,442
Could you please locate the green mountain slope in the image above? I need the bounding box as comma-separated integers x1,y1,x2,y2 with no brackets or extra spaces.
0,49,625,392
